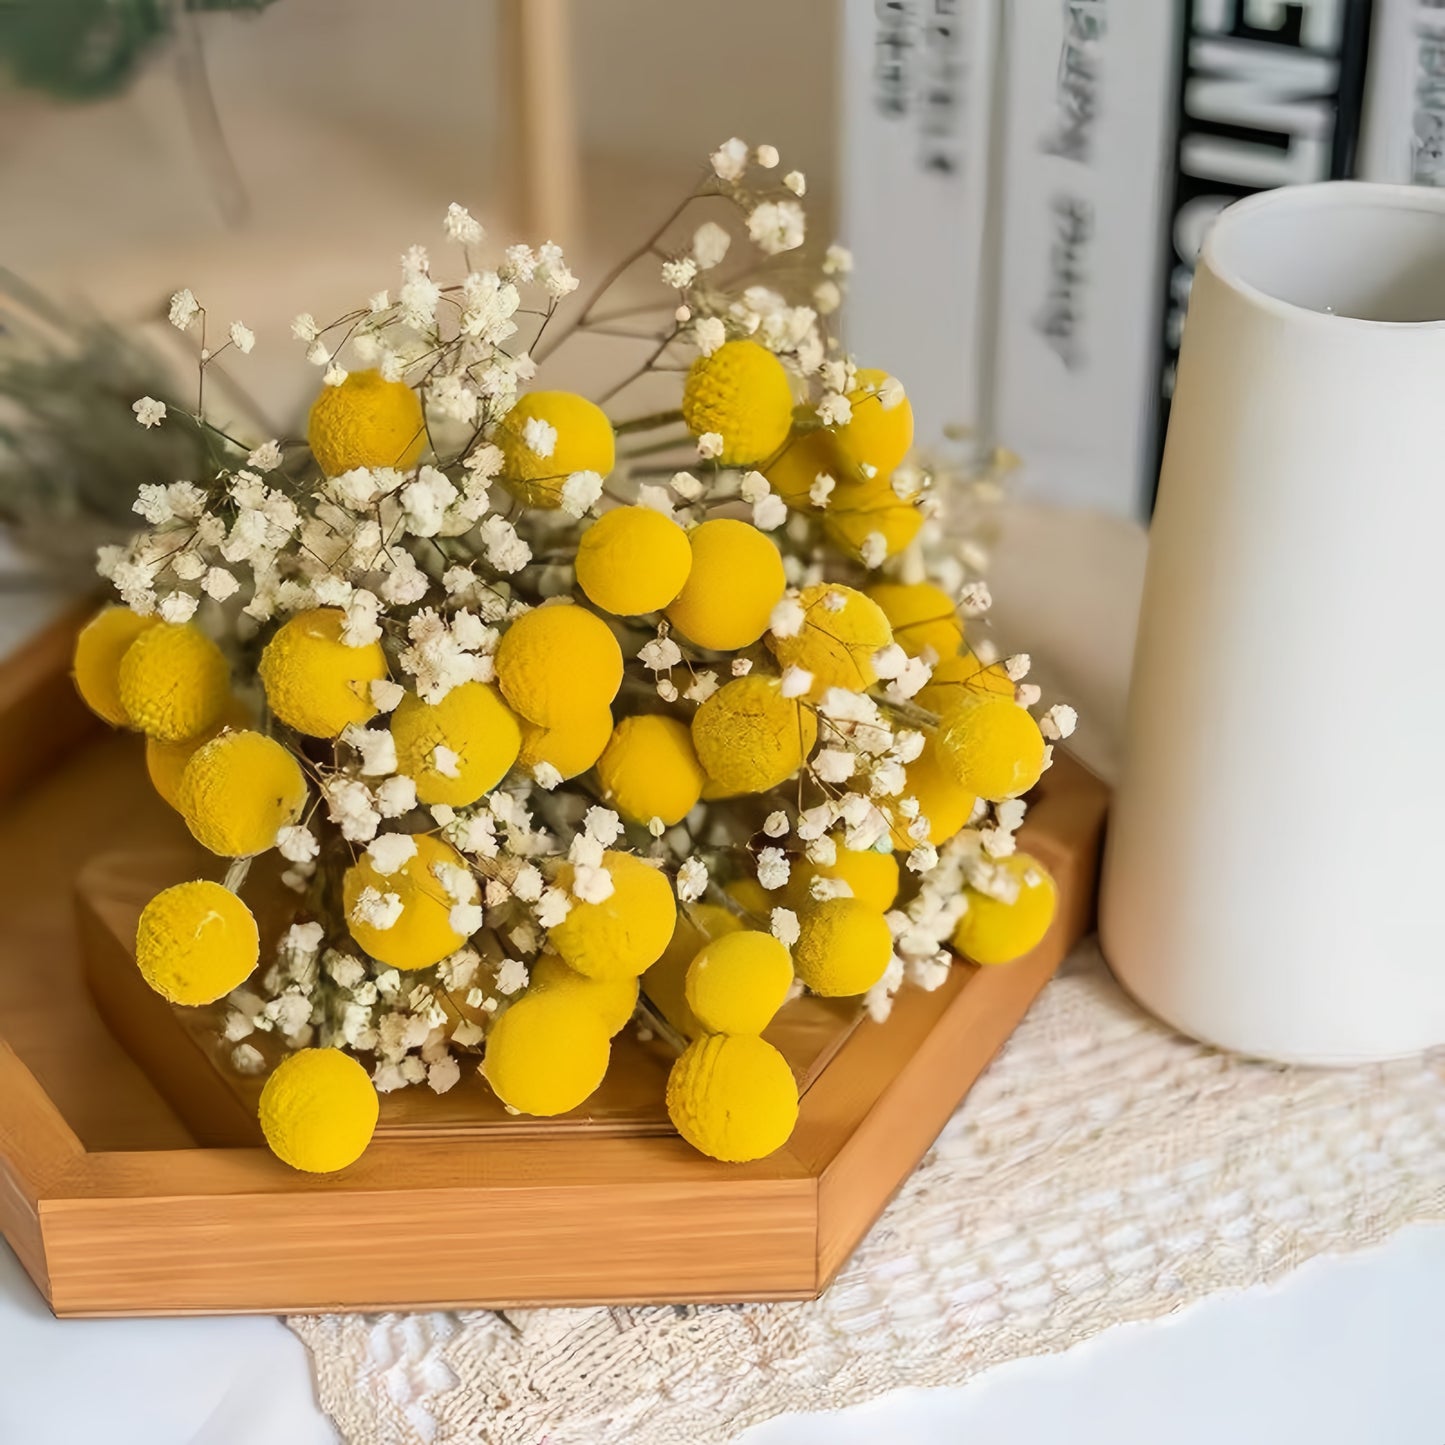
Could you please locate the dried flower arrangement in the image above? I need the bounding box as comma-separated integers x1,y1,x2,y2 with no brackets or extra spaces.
70,141,1077,1173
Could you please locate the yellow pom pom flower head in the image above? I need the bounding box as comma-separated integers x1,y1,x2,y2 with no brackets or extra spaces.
915,650,1015,716
259,1048,379,1173
953,853,1058,966
307,368,425,477
643,903,744,1038
684,930,793,1035
866,581,962,661
681,339,794,465
482,991,611,1116
575,505,692,616
177,729,308,857
135,880,259,1005
788,845,900,913
517,707,613,782
938,695,1046,801
833,368,914,477
494,602,622,729
496,391,615,508
666,1034,799,1162
73,606,158,727
766,583,893,697
548,850,677,981
146,697,252,811
764,427,849,510
344,833,477,971
597,715,705,827
889,732,978,848
665,518,786,651
116,622,230,743
530,953,639,1036
691,675,817,795
259,608,387,739
390,682,521,807
793,897,893,996
822,490,924,563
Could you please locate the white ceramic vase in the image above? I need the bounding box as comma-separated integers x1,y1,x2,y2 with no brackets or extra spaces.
1100,182,1445,1064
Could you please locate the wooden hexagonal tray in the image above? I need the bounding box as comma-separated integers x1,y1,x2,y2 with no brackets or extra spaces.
0,608,1108,1316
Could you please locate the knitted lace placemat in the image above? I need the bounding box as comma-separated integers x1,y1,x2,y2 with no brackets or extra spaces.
289,944,1445,1445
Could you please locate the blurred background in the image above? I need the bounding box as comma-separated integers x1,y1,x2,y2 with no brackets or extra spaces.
0,0,1433,527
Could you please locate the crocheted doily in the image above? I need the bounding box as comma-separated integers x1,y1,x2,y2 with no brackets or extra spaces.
290,944,1445,1445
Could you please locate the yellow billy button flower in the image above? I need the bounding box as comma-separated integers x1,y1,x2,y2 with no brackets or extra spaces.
548,850,677,981
792,897,893,996
787,845,900,913
866,581,963,661
667,1034,799,1162
937,695,1046,802
517,707,614,782
177,729,307,857
343,833,477,971
822,488,924,563
72,605,158,727
482,991,611,1116
259,607,387,739
642,902,744,1039
493,602,622,730
915,650,1016,716
146,697,252,810
307,368,425,477
575,505,692,616
684,930,794,1035
116,621,230,743
390,682,521,807
691,675,817,795
665,518,786,651
134,879,259,1005
530,953,639,1037
764,427,848,510
766,583,893,696
681,339,794,465
833,368,914,477
597,715,706,828
952,853,1058,966
889,733,978,848
258,1048,379,1174
496,390,615,508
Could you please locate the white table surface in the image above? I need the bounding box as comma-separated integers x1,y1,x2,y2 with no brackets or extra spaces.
3,504,1442,1443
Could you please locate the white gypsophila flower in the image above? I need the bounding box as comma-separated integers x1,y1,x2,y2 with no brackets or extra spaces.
324,363,349,386
459,270,521,343
859,532,888,570
731,657,752,676
169,288,200,330
696,431,724,460
676,856,708,903
813,279,841,315
370,678,405,713
427,373,478,425
502,243,536,282
158,591,198,623
171,552,205,582
445,201,484,245
133,484,173,524
480,516,531,572
637,483,676,518
276,825,319,864
351,886,404,931
813,748,855,783
571,862,615,904
710,136,749,180
870,760,907,797
202,567,239,601
427,1056,461,1095
692,316,726,356
366,832,418,876
324,777,381,843
769,596,805,639
747,199,806,255
872,643,909,681
569,834,604,870
783,170,806,196
683,670,719,703
228,321,255,355
779,665,813,699
432,744,461,779
809,471,836,508
1040,703,1078,740
669,470,704,502
959,580,992,616
291,312,318,342
661,257,698,289
885,656,931,702
756,847,790,891
535,887,572,928
449,903,484,936
1017,683,1042,708
693,221,731,270
817,392,853,428
753,493,786,531
560,470,603,518
247,439,282,471
494,956,528,996
533,761,563,790
536,241,579,298
763,811,789,838
132,396,166,428
400,272,442,330
1004,653,1031,682
375,773,417,819
304,339,331,368
771,907,800,947
400,466,459,538
755,143,780,168
638,636,682,672
824,243,853,275
805,831,838,865
656,678,679,703
584,806,622,845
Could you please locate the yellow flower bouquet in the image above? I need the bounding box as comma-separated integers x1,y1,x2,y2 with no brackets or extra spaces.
72,142,1076,1173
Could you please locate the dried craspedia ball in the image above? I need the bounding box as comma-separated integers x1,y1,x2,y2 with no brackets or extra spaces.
145,698,251,810
390,681,521,807
116,621,231,743
494,603,622,729
833,368,913,477
259,607,387,739
681,339,794,465
548,850,677,981
666,1033,799,1162
767,583,893,696
822,489,923,564
177,729,307,857
937,695,1046,802
575,505,692,615
915,650,1015,716
665,518,786,651
691,675,817,795
496,390,615,508
258,1048,379,1174
764,427,849,509
792,897,893,997
72,605,158,727
482,991,611,1116
952,853,1058,966
684,930,794,1035
889,732,978,848
643,903,744,1038
530,953,638,1037
135,880,259,1005
343,833,477,971
307,368,425,477
866,581,962,662
517,707,613,782
597,715,705,828
787,845,900,913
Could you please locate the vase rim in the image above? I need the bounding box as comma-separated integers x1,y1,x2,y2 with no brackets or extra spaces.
1203,181,1445,331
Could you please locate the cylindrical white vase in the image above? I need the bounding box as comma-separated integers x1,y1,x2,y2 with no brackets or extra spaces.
1100,182,1445,1064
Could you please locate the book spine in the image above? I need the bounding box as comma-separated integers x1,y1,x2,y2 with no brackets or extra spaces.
1359,0,1445,184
